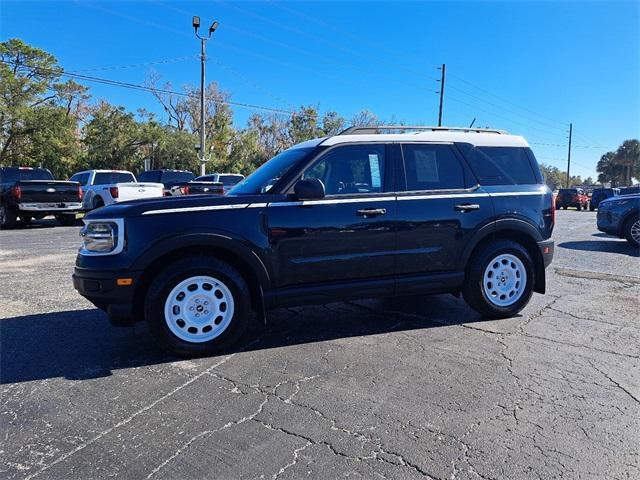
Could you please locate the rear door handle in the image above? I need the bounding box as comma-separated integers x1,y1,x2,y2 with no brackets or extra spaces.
454,203,480,212
356,208,387,218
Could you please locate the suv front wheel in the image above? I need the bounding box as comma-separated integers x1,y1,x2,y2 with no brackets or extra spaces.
145,256,251,356
463,240,534,319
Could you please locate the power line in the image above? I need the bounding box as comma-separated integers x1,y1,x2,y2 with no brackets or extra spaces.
446,82,568,135
68,55,199,73
1,59,298,116
448,72,569,129
446,95,568,141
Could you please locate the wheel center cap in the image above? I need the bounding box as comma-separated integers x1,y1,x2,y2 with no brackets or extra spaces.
196,305,204,313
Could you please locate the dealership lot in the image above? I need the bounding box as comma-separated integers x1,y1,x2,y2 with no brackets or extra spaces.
1,210,638,479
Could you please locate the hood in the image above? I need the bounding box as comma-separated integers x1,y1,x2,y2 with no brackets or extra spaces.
600,193,640,205
85,194,269,220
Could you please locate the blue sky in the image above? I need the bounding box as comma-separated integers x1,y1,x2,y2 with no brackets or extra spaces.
2,0,638,179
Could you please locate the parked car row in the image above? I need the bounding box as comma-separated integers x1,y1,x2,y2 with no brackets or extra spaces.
555,186,640,212
1,166,242,229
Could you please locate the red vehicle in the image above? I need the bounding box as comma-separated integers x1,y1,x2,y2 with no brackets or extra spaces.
556,188,589,210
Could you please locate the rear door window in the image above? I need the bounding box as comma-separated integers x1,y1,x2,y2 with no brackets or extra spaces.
401,144,465,191
466,146,538,185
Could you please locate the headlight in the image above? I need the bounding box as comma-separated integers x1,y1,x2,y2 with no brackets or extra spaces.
79,219,125,256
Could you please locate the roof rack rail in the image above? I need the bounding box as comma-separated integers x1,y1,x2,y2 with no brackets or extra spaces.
338,125,507,135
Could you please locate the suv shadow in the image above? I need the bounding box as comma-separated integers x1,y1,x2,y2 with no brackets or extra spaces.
558,240,639,256
1,295,485,384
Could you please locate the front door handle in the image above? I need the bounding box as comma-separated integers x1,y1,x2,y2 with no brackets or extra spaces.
454,203,480,212
356,208,387,218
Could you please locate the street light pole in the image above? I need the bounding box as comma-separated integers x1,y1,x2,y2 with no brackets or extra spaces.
437,63,446,127
192,16,219,177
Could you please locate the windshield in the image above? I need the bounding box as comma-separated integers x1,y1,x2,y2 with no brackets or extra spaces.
229,147,314,195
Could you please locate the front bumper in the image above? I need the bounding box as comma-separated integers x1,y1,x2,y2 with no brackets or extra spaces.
73,267,142,325
596,208,621,236
20,202,82,212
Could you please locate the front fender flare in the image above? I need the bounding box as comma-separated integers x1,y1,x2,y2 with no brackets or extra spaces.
131,232,272,290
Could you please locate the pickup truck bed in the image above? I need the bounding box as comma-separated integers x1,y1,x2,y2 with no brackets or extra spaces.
1,167,82,228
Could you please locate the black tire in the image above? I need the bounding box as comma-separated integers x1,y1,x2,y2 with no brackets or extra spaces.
17,215,32,226
623,216,640,248
92,196,105,210
462,240,535,319
576,204,581,211
0,205,17,229
56,214,76,227
589,204,595,211
145,256,251,356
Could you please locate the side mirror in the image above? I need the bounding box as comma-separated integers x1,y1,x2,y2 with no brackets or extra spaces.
294,178,325,200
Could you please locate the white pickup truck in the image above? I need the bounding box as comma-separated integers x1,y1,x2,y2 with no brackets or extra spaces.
69,170,164,210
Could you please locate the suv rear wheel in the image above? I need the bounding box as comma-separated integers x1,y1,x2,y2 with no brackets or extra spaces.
145,256,251,356
624,216,640,247
463,240,534,319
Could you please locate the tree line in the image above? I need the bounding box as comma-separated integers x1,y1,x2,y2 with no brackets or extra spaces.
1,38,638,188
1,38,379,179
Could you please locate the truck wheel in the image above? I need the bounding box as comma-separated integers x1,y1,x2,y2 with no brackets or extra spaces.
0,206,17,229
624,216,640,248
145,256,251,356
56,214,76,227
17,215,32,226
462,240,535,319
92,197,105,210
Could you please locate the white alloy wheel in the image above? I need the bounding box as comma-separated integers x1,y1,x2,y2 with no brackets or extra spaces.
631,219,640,245
482,254,527,307
164,275,235,343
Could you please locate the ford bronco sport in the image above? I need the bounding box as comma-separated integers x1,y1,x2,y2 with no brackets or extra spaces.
73,126,555,356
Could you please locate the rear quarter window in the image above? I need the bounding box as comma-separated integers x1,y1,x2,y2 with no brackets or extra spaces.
465,146,538,185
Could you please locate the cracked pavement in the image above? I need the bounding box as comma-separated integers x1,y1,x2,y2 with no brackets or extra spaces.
1,209,638,479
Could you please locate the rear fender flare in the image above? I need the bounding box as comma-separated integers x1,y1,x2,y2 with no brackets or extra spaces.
459,218,546,293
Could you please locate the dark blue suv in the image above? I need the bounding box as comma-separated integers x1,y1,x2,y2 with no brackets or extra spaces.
597,193,640,246
73,126,555,355
589,187,619,211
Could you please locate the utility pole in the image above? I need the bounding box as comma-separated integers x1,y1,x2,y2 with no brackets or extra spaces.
437,63,446,127
566,123,573,188
192,16,219,176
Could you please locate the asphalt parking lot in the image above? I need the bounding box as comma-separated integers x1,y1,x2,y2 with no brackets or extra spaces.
1,210,638,480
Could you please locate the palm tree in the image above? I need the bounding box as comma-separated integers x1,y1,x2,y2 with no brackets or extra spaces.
597,151,625,186
614,139,640,185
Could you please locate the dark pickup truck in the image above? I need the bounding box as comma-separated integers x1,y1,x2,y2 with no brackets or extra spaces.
137,169,195,196
173,180,224,196
0,167,82,228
